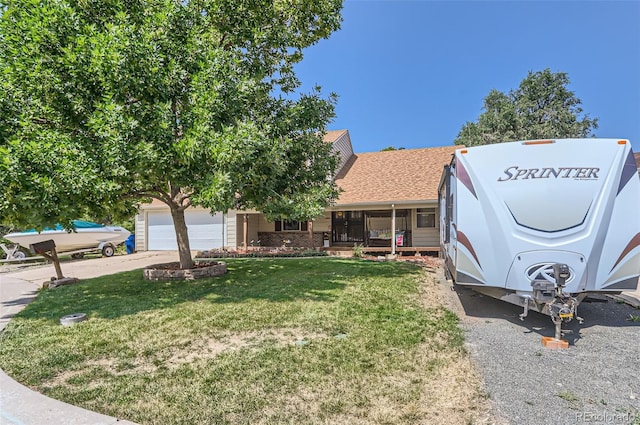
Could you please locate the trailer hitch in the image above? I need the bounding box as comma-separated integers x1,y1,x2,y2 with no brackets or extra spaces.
526,263,583,348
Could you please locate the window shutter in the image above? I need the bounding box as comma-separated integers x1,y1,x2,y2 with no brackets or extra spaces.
275,220,282,231
301,221,308,231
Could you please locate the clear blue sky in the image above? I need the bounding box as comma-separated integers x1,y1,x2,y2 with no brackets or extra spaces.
294,0,640,153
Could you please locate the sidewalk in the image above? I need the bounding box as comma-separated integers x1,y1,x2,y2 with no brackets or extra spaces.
0,251,180,425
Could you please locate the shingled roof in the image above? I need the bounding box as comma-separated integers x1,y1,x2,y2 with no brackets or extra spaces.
334,146,459,206
323,129,348,143
635,152,640,170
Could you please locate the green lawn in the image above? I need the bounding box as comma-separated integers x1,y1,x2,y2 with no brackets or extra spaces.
0,258,484,425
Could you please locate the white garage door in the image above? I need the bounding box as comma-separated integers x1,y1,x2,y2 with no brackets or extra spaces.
147,209,224,251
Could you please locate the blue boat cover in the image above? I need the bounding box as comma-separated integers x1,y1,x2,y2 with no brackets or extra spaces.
22,220,105,233
70,220,106,229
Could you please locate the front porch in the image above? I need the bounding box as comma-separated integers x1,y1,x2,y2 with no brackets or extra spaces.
234,205,439,252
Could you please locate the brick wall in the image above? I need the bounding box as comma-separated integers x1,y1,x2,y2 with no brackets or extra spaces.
257,232,325,248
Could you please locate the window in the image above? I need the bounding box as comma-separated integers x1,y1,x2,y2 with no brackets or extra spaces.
416,208,436,228
275,220,308,232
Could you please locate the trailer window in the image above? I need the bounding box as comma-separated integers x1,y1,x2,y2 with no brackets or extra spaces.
417,208,436,228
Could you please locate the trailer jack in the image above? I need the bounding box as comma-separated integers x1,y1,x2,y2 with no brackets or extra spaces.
547,292,583,339
524,263,583,349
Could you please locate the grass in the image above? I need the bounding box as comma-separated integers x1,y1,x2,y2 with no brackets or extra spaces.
0,258,485,425
557,390,583,413
627,314,640,323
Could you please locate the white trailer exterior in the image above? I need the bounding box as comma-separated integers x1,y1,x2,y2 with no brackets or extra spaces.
439,139,640,324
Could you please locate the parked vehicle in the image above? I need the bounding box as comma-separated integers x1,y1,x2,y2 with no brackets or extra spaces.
4,220,131,258
439,138,640,336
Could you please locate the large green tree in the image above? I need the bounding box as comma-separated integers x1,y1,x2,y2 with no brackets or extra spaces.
455,69,598,146
0,0,343,269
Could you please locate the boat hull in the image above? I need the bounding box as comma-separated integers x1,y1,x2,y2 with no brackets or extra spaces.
5,226,131,254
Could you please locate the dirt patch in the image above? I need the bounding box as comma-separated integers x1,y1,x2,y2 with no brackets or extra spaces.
42,328,329,389
166,328,327,367
418,264,509,425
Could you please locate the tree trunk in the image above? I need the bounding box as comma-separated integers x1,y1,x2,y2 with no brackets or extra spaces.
308,220,313,249
170,206,194,269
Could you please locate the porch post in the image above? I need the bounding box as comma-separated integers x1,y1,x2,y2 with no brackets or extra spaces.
391,204,396,255
308,220,314,249
243,213,248,253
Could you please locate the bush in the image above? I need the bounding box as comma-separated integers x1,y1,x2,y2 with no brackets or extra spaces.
196,247,328,259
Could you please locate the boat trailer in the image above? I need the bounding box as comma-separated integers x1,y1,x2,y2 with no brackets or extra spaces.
1,242,117,264
0,243,29,261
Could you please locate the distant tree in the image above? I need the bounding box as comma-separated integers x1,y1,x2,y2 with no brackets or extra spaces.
455,69,598,146
380,146,405,151
0,0,343,269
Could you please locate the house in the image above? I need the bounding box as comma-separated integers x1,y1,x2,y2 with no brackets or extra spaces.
134,130,458,253
635,152,640,173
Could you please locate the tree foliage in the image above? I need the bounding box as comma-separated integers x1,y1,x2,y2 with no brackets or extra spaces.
455,69,598,146
0,0,343,268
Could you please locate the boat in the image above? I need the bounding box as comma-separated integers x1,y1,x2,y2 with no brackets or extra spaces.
4,220,131,257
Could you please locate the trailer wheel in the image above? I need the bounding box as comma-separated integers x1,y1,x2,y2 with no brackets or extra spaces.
101,244,115,257
71,253,85,259
13,251,26,260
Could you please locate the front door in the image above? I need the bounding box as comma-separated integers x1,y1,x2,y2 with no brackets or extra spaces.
332,211,364,244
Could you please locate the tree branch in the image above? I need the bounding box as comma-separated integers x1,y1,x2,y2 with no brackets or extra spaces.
31,117,55,126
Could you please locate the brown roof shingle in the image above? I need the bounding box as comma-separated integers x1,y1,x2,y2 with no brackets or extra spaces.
635,152,640,169
334,145,460,206
322,129,348,143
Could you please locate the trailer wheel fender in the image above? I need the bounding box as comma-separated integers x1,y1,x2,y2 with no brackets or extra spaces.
101,244,115,257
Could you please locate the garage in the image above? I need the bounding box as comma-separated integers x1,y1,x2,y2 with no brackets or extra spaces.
146,209,225,251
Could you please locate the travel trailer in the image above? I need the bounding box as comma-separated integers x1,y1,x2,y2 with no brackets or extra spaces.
439,138,640,337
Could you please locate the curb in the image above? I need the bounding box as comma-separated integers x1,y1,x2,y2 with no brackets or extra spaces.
606,294,640,309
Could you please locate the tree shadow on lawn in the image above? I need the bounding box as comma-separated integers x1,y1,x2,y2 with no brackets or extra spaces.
14,258,419,323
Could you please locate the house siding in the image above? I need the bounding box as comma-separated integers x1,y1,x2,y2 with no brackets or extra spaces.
233,212,261,248
247,214,260,246
331,131,354,176
411,227,440,247
134,213,145,252
226,210,237,249
410,207,440,247
257,215,274,232
313,213,332,232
